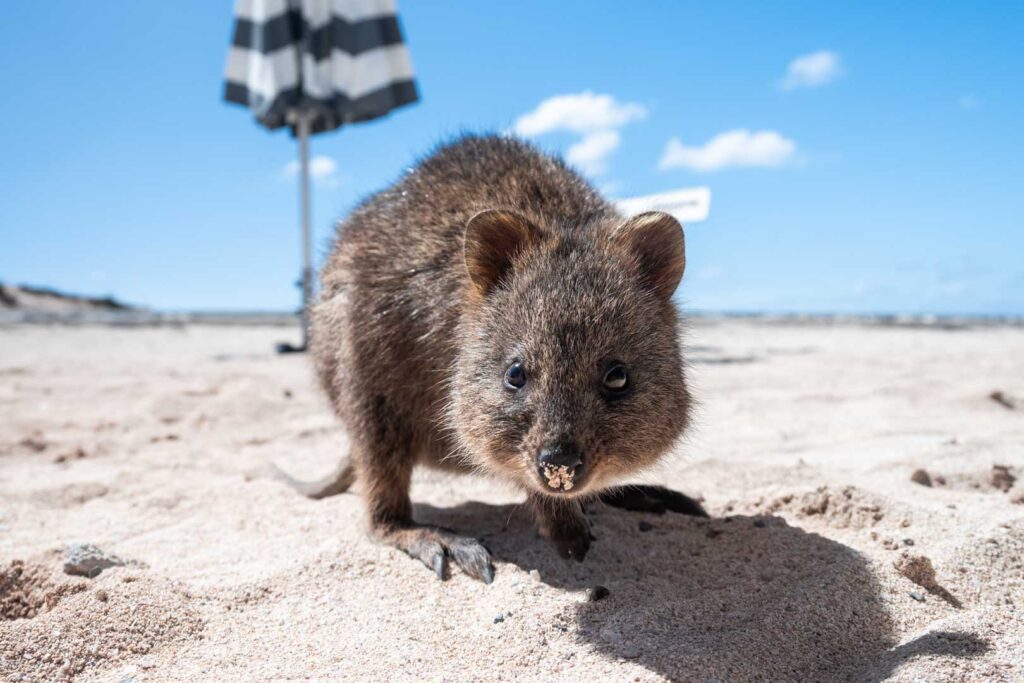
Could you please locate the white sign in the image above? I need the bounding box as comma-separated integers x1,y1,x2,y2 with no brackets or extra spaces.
615,187,711,224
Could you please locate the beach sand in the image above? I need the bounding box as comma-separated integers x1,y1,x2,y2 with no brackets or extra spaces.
1,319,1022,681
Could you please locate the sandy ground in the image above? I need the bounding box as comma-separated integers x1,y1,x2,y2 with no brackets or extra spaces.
1,319,1022,682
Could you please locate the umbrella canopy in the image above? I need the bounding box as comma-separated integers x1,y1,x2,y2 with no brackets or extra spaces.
223,0,419,351
225,0,419,135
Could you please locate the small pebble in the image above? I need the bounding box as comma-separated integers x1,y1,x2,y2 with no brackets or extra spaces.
910,469,933,487
753,518,767,528
620,645,640,659
903,538,915,546
528,569,541,581
588,585,610,602
638,521,653,532
493,613,505,624
909,591,926,602
95,589,109,602
991,464,1016,492
63,543,128,578
989,390,1015,410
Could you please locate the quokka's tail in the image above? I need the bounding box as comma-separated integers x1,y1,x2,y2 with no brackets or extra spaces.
263,458,356,499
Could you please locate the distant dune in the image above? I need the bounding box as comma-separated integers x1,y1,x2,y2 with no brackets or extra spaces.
0,283,134,313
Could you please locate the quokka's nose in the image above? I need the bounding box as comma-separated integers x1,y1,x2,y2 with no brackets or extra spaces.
538,441,583,470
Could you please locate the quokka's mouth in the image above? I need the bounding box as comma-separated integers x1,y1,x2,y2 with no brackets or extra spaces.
536,463,589,494
541,463,576,491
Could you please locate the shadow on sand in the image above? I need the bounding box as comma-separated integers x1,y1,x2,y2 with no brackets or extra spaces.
415,500,987,681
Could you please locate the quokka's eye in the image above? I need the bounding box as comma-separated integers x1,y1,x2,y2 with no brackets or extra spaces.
504,361,527,390
602,364,629,393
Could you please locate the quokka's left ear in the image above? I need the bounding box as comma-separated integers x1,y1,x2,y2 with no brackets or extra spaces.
612,211,685,299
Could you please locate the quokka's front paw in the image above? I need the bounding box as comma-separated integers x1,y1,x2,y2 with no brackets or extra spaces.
377,524,494,583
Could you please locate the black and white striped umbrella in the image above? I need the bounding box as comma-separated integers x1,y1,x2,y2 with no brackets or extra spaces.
223,0,419,351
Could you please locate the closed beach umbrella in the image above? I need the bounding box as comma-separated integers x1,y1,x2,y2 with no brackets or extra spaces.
224,0,419,351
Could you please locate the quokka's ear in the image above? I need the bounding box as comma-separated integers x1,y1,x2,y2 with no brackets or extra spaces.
464,209,540,295
612,211,685,299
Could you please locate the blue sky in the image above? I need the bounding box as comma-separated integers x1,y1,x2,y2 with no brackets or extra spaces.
1,1,1021,314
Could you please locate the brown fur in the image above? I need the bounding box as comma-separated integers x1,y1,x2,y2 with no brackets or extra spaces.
305,134,701,582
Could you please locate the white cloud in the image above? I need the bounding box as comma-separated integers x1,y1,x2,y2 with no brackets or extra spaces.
958,94,981,110
513,92,645,176
659,129,797,172
566,130,621,176
780,50,842,90
282,155,339,186
513,92,646,137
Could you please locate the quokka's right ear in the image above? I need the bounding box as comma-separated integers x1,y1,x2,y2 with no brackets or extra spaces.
464,209,540,295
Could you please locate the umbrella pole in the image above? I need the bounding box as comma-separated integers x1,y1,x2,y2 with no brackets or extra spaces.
278,111,313,355
298,111,313,352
